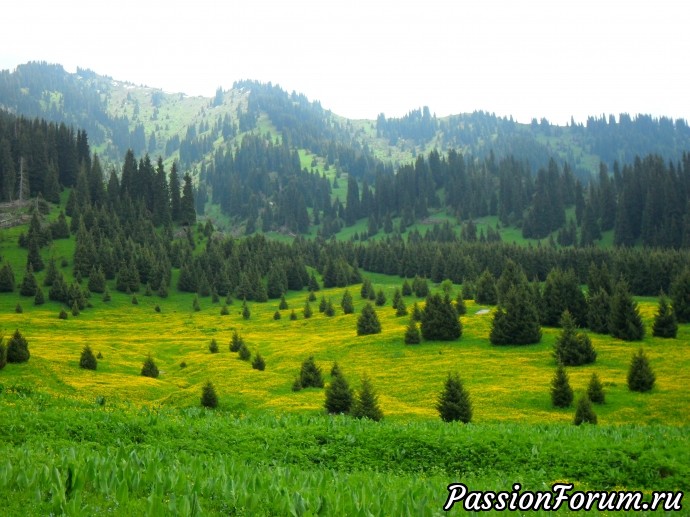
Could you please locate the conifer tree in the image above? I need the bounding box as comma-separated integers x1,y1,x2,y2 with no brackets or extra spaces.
587,373,605,404
352,374,383,421
341,289,354,314
79,345,97,370
289,309,297,321
404,319,421,344
627,348,655,392
324,299,335,317
421,293,461,341
209,338,219,353
303,301,313,319
540,268,587,327
652,293,678,338
455,293,466,316
324,372,353,414
553,311,596,366
573,394,597,425
230,330,244,352
273,310,281,320
278,294,288,310
238,343,251,361
318,296,327,313
411,302,422,322
586,288,611,334
490,284,541,345
474,269,497,305
7,329,30,363
179,173,197,226
19,264,38,297
299,356,324,388
391,288,403,310
15,303,22,314
375,289,387,306
88,266,106,293
357,303,381,335
34,286,45,306
0,262,15,292
141,354,159,378
0,340,6,370
551,364,573,408
395,297,408,317
609,279,645,341
252,352,266,371
242,299,250,319
461,281,475,300
201,380,218,408
412,276,430,298
436,372,472,423
401,279,412,296
670,267,690,323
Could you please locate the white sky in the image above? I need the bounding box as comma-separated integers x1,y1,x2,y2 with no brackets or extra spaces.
1,0,688,124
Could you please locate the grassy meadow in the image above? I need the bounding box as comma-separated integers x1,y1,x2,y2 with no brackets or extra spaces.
1,216,689,515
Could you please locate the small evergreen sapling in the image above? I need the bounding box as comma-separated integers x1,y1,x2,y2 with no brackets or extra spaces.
201,381,218,408
652,294,678,338
627,348,655,392
573,394,597,425
404,320,421,344
209,338,219,353
141,354,159,378
551,364,573,408
324,372,353,414
553,311,596,366
252,352,266,371
298,356,324,388
79,345,97,370
357,303,381,335
352,374,383,421
7,329,29,363
436,372,472,423
587,373,605,404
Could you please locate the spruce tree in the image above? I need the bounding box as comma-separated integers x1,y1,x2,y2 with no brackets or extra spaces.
352,374,383,421
209,338,219,353
289,309,297,321
587,372,605,404
273,310,281,320
360,278,373,299
652,293,678,338
252,352,266,371
324,372,353,414
278,294,288,310
356,303,381,335
341,289,354,314
141,354,159,378
7,329,30,363
421,293,461,341
0,262,15,292
242,299,250,319
474,269,497,305
395,297,408,317
19,265,38,297
586,288,611,334
436,372,472,423
303,301,313,319
540,268,587,327
627,348,655,392
34,287,45,306
0,340,6,370
88,266,106,293
412,276,429,298
230,331,244,352
490,284,541,345
201,380,218,408
455,293,466,316
375,289,387,306
79,345,98,370
318,296,327,313
553,311,596,366
324,299,335,317
401,279,412,296
609,279,645,341
299,356,324,388
573,394,597,425
411,302,422,322
670,267,690,323
404,320,421,344
461,281,475,300
238,343,251,361
551,364,574,408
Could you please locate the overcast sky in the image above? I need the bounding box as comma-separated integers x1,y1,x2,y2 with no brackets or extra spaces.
1,0,688,124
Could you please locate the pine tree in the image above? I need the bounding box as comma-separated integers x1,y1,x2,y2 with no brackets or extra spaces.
540,268,587,327
587,373,605,404
375,289,387,306
289,309,297,321
401,279,412,296
489,284,541,345
252,352,266,371
652,293,678,338
360,277,373,299
278,294,288,310
551,364,573,408
553,311,596,366
411,302,422,322
404,320,421,344
7,329,30,363
88,266,106,293
242,299,250,319
412,276,429,298
436,372,472,423
324,299,335,317
141,354,159,378
573,394,597,425
627,348,655,392
395,297,408,317
318,296,327,313
670,268,690,323
609,279,645,341
421,293,461,341
0,340,6,370
209,338,219,353
299,356,324,388
341,289,354,314
0,262,15,292
201,380,218,408
356,303,381,335
352,374,383,421
324,372,353,414
179,173,197,226
79,345,97,370
273,310,281,320
454,293,466,316
238,343,251,361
